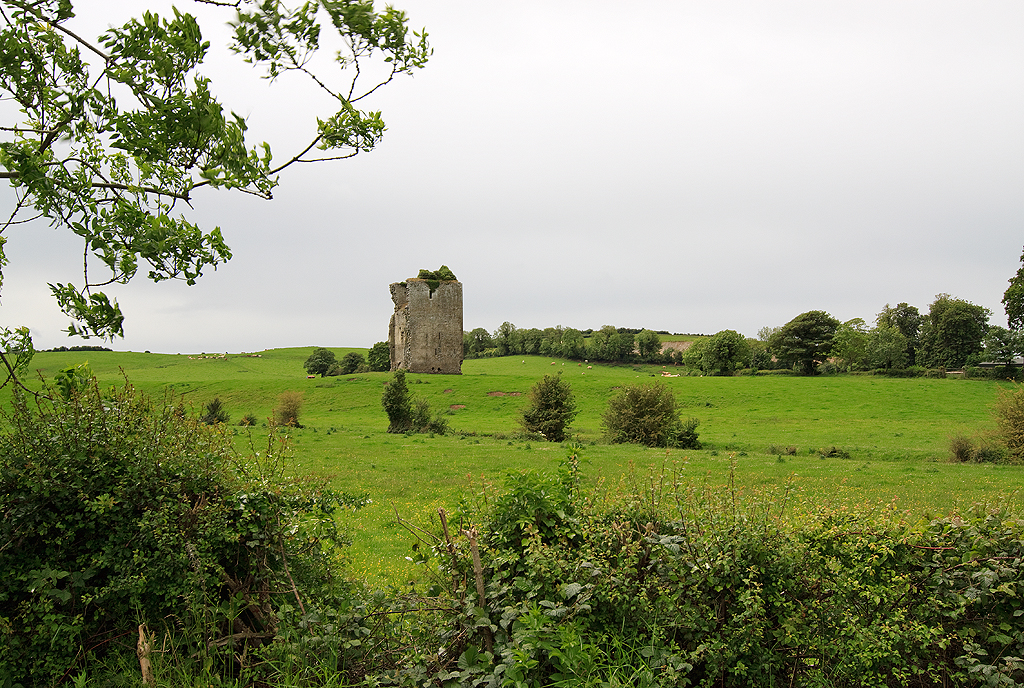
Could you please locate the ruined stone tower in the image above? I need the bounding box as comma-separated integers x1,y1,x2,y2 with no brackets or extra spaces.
389,270,463,374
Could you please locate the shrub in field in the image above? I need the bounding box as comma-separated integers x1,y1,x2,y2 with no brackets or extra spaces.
274,390,304,427
520,373,579,441
239,412,258,426
382,369,413,432
199,396,229,424
0,380,356,685
382,369,447,434
994,384,1024,462
602,381,700,448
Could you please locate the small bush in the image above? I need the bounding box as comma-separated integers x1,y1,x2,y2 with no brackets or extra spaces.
199,397,229,425
994,384,1024,462
325,363,343,376
275,390,304,427
520,374,579,442
602,382,701,448
382,370,447,434
239,413,258,427
818,446,850,459
949,433,973,462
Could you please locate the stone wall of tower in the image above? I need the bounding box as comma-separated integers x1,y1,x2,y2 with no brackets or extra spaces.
388,278,463,374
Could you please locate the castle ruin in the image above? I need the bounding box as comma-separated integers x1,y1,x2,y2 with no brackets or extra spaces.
389,269,463,374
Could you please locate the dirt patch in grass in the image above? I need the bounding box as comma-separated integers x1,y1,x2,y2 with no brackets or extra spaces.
450,404,466,410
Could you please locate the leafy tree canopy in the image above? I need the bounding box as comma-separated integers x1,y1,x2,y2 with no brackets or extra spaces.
1004,246,1024,331
0,0,429,379
768,310,840,375
701,329,751,374
918,294,990,369
303,347,336,376
367,341,390,372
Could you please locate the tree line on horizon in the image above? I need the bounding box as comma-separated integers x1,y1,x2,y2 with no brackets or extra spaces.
463,250,1024,376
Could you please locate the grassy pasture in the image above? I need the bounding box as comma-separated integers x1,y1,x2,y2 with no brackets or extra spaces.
20,347,1024,586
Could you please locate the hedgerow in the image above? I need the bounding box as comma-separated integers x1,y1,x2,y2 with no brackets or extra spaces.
384,448,1024,687
0,379,365,685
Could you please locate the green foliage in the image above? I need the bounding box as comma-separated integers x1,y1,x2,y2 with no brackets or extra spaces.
918,294,992,369
382,369,413,432
866,324,909,370
416,265,457,294
768,310,840,374
1004,246,1024,331
465,327,495,358
0,379,351,684
398,456,1024,688
339,351,365,375
602,382,701,448
984,325,1023,367
994,384,1024,462
367,341,391,372
52,361,93,399
635,329,662,360
274,389,303,426
831,318,870,371
382,369,447,434
198,396,229,424
520,374,579,442
0,0,428,347
876,302,923,365
304,347,337,377
701,329,751,374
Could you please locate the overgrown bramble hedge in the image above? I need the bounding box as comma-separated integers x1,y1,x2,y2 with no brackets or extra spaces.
387,449,1024,687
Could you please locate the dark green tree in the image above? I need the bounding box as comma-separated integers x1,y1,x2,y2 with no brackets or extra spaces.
199,397,230,425
983,326,1022,368
520,374,579,442
866,326,909,370
303,347,337,377
1004,247,1024,332
493,322,516,356
0,0,429,377
381,369,446,434
467,327,494,357
560,327,586,359
830,319,870,371
768,311,841,374
917,294,991,369
701,329,751,374
635,329,662,360
338,352,365,374
367,341,391,372
382,369,413,433
876,302,923,365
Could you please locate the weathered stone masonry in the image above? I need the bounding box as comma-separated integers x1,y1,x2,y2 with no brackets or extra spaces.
389,278,463,374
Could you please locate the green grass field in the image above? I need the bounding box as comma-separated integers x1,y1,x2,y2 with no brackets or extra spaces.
20,347,1024,586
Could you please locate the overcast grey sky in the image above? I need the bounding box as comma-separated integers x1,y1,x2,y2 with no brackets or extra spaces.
3,1,1022,353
